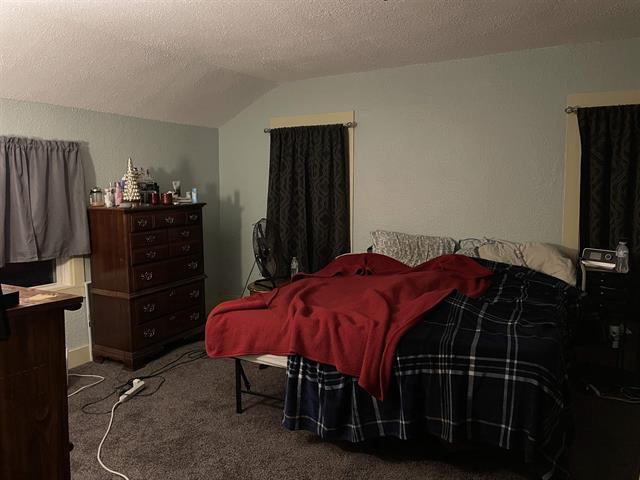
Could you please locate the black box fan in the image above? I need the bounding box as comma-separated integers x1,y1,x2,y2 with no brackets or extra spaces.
252,218,282,288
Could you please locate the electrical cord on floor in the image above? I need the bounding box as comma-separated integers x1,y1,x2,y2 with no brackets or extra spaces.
97,399,129,480
240,259,257,297
80,349,207,415
76,349,207,479
67,373,105,397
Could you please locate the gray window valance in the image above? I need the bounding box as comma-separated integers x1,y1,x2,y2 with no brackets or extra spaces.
0,136,90,267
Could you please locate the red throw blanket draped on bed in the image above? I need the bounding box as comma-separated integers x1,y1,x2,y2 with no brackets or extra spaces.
205,253,492,400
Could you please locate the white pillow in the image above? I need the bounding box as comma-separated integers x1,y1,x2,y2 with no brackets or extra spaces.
470,238,576,285
520,242,577,285
371,230,457,267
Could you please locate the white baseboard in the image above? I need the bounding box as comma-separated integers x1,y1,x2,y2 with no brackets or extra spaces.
67,344,92,369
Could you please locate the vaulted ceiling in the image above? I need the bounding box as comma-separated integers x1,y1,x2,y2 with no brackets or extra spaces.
1,0,639,128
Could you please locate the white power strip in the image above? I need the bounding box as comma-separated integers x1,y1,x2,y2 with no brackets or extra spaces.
119,378,146,402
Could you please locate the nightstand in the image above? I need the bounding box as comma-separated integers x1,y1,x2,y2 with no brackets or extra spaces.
580,268,638,379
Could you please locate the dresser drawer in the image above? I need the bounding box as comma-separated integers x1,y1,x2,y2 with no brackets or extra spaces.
185,209,202,225
169,240,202,258
166,305,205,336
168,226,201,242
131,230,167,249
167,255,204,281
132,263,168,290
591,286,630,302
155,211,185,228
132,280,204,325
170,280,205,311
133,316,167,349
586,271,630,289
130,213,155,232
131,245,169,265
133,293,169,324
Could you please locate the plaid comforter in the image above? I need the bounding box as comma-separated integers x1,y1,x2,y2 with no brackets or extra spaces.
283,260,581,479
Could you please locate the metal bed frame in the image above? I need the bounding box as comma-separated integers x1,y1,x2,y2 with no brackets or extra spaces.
234,355,287,413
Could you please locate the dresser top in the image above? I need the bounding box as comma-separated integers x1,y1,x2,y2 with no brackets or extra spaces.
89,203,205,213
4,285,83,319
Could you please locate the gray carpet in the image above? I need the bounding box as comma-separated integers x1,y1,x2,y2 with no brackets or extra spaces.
68,341,640,480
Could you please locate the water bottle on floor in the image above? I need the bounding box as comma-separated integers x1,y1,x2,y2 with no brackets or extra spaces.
615,241,629,273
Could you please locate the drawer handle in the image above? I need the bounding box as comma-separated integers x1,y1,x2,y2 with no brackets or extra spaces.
188,214,198,221
140,271,154,281
143,328,156,338
180,230,191,238
143,303,156,313
181,244,191,253
187,261,199,270
145,250,157,259
165,216,175,224
169,315,177,322
188,289,200,299
145,235,156,244
189,312,200,321
137,218,148,227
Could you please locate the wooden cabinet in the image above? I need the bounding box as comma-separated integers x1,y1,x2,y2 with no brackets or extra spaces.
88,203,206,370
0,287,83,480
581,268,638,378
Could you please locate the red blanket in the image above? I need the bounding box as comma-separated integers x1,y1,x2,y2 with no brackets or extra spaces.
205,253,492,399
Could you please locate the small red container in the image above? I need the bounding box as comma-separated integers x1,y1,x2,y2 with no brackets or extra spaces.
150,191,159,205
161,192,173,205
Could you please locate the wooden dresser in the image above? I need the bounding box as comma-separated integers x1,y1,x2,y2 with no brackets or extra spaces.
1,287,82,480
88,203,206,369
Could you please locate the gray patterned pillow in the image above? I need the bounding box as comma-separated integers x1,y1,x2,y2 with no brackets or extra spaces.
455,238,483,257
370,230,457,267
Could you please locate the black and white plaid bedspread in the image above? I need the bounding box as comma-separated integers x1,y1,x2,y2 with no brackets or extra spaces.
282,260,581,479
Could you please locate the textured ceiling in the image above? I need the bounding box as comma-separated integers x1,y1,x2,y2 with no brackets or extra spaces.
1,0,639,128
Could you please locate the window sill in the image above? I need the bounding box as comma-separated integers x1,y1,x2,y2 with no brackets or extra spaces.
37,257,86,297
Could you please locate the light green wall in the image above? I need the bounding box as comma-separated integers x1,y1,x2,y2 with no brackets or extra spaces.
218,38,640,296
0,98,219,348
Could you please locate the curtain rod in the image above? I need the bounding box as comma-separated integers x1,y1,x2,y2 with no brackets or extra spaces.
264,122,357,133
565,103,638,114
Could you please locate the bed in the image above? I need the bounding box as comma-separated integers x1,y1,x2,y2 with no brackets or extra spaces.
207,255,580,480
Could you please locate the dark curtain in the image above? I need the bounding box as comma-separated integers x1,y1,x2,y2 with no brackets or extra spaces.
578,105,640,270
0,136,90,267
267,124,350,275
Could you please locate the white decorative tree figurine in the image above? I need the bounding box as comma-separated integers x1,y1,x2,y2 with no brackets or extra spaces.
123,157,140,203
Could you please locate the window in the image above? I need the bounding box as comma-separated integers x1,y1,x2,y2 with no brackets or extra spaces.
269,111,355,249
0,259,57,287
562,90,640,251
0,257,85,296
